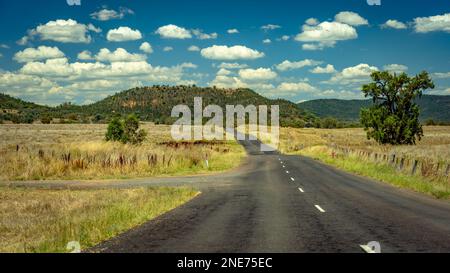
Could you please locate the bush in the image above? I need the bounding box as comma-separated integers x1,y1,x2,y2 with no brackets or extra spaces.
105,114,147,145
40,114,52,124
105,117,124,142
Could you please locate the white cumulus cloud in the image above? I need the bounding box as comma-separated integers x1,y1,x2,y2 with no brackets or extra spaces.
277,82,317,93
334,11,368,26
95,48,147,63
77,50,93,60
90,7,134,21
22,19,99,43
238,68,277,81
414,13,450,33
14,46,65,63
276,59,322,71
200,45,264,60
383,64,408,73
227,29,239,34
381,19,408,29
155,24,192,39
310,64,336,74
192,29,218,40
295,21,357,50
107,27,142,42
261,24,281,31
139,42,153,54
188,45,200,52
326,63,378,85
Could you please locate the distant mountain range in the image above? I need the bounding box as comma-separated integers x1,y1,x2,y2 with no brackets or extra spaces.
2,88,448,126
0,86,315,127
298,95,450,122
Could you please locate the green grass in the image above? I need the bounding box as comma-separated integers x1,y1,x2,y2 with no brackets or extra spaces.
297,146,450,199
0,187,198,253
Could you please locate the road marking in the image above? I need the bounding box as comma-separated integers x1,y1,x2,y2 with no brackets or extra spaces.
290,177,295,181
360,242,381,253
360,245,376,253
314,205,325,213
286,170,289,174
282,165,285,168
298,187,304,193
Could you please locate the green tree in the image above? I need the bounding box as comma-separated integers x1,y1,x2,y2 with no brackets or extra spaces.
105,114,147,144
40,114,52,124
121,114,147,144
321,117,338,129
105,117,124,142
360,71,434,145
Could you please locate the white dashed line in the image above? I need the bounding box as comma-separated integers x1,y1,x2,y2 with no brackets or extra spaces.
282,165,285,168
315,205,325,213
286,170,289,174
290,177,295,181
298,187,304,193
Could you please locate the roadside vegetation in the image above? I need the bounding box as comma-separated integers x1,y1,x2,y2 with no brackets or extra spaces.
279,71,450,199
0,123,246,181
0,186,198,253
279,126,450,198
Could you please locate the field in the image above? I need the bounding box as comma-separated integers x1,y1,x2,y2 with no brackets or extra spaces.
0,124,246,181
0,187,198,253
279,126,450,198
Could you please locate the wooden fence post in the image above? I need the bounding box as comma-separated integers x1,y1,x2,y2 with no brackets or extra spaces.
411,160,418,175
399,158,405,170
391,154,396,165
445,164,450,177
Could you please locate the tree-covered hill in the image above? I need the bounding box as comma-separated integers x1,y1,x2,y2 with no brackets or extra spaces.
298,95,450,122
1,85,315,127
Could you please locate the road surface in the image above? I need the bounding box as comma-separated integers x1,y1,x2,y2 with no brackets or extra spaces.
4,139,450,252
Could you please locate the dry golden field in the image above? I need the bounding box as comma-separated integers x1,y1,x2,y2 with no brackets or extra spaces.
0,123,246,181
280,126,450,163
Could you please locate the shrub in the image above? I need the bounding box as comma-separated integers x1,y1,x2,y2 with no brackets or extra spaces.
105,114,147,145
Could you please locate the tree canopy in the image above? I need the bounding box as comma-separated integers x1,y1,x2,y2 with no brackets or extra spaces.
360,71,434,145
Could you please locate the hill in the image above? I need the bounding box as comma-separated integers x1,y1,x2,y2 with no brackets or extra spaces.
298,95,450,122
0,93,49,123
0,86,314,127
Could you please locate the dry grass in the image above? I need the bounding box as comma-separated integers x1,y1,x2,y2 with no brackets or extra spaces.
0,186,198,253
279,126,450,198
0,124,246,181
280,126,450,163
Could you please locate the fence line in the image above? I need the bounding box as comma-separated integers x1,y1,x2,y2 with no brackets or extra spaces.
327,144,449,178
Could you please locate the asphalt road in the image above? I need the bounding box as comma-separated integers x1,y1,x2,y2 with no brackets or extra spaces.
3,139,450,252
81,139,450,253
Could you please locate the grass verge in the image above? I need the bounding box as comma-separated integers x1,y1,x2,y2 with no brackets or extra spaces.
297,146,450,199
0,187,198,253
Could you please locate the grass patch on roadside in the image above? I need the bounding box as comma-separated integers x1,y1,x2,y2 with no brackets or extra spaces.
0,187,198,253
297,146,450,199
0,124,247,181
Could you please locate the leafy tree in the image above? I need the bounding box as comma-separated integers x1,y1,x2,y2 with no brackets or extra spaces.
105,114,147,144
360,71,434,145
321,117,338,129
121,114,147,144
105,117,124,142
40,114,52,124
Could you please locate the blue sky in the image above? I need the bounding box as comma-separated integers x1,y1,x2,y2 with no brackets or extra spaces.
0,0,449,105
